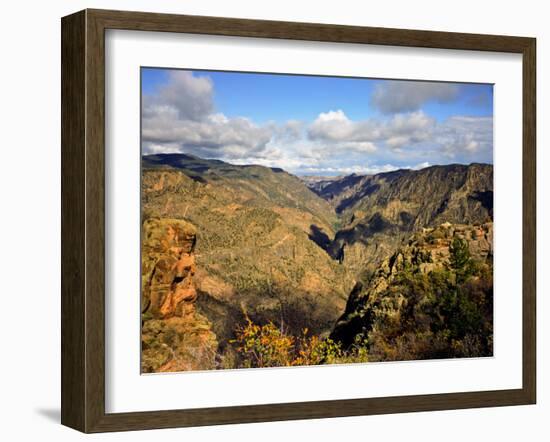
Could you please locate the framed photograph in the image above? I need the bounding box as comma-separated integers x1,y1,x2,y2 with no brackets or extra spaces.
61,9,536,433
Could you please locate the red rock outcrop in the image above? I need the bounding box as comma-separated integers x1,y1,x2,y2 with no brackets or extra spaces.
141,218,217,373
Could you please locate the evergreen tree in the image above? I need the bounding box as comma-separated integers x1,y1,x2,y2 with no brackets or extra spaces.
449,237,472,283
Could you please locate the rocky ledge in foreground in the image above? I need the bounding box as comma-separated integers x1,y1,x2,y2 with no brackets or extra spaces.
141,218,218,373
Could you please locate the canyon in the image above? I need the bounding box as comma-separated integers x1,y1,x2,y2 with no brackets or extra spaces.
140,153,494,371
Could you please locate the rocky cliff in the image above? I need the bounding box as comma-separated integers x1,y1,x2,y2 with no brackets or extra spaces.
309,164,493,275
141,218,218,373
142,155,354,351
330,222,493,361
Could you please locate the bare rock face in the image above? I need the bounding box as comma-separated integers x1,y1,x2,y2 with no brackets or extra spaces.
141,218,218,373
141,218,197,318
321,164,493,274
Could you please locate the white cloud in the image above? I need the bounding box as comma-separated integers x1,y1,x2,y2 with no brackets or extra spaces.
435,116,493,158
142,115,273,158
142,71,274,158
309,110,379,143
412,161,431,170
300,161,432,176
370,80,459,114
143,71,214,121
308,109,434,151
142,72,491,176
274,120,304,142
301,164,399,175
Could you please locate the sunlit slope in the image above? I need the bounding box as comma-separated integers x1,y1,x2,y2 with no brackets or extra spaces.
142,154,355,346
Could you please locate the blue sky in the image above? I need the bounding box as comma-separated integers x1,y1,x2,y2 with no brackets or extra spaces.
141,67,493,176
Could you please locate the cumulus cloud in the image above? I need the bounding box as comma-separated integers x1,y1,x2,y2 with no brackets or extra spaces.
143,71,214,121
308,109,434,151
309,110,379,143
142,113,273,159
303,109,492,172
435,116,493,158
274,120,304,142
383,111,435,148
142,71,491,176
142,71,274,159
370,80,459,114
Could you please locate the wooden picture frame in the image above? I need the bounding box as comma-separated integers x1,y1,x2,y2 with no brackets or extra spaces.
61,8,536,433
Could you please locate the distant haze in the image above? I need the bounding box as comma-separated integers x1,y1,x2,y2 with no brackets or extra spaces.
141,68,493,176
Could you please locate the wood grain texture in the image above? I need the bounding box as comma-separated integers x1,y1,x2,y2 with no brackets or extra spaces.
61,10,86,431
61,8,537,433
85,9,107,432
89,8,532,52
522,38,537,403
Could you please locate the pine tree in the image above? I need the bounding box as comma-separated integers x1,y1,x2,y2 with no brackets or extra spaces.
449,237,472,283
